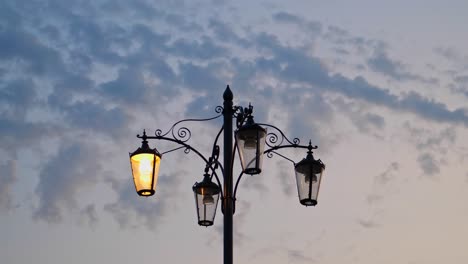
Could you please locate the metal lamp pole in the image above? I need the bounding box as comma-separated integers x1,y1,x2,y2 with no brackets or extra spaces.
223,86,234,264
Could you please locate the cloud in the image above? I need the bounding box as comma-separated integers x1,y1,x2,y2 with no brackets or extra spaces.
209,18,251,48
168,36,229,60
79,204,98,227
272,12,322,35
0,28,65,75
367,50,407,80
357,219,379,229
0,160,17,211
375,162,399,185
104,170,182,230
0,78,37,119
333,97,385,134
449,74,468,98
0,118,54,153
244,33,468,127
434,46,465,62
0,0,466,238
276,160,295,197
417,152,440,176
179,62,226,92
404,124,457,151
34,142,102,223
288,249,315,263
359,162,399,228
367,48,439,84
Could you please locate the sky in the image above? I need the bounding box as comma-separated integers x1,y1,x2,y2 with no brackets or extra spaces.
1,0,468,263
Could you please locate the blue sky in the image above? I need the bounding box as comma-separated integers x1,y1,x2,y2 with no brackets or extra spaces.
1,0,468,263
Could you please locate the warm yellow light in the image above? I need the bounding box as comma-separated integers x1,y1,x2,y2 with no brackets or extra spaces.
131,153,160,196
139,157,153,184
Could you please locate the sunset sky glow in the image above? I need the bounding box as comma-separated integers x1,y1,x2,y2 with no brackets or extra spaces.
1,1,468,263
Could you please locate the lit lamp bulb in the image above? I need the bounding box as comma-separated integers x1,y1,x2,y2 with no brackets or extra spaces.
139,157,153,185
202,195,215,205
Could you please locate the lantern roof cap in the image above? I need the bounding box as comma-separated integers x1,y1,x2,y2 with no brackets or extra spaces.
130,130,161,157
295,152,325,174
237,116,266,133
193,173,220,195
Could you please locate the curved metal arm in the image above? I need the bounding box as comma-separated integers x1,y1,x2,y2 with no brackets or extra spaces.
266,150,296,165
263,140,318,165
139,134,224,197
210,124,225,177
155,106,223,142
233,171,244,200
256,123,303,148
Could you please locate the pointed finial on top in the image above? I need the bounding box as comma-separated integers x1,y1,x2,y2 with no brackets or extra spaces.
223,85,233,100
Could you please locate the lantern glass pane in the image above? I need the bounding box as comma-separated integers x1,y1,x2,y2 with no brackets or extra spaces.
295,163,323,206
131,153,160,195
194,192,220,226
236,128,267,174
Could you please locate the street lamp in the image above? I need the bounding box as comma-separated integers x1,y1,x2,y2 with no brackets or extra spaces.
294,144,325,206
129,131,161,196
193,172,221,226
128,86,326,264
235,110,267,175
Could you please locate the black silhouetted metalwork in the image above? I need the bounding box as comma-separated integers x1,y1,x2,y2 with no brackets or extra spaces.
129,85,325,264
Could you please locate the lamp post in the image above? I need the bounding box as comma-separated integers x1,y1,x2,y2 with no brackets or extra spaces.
129,86,325,264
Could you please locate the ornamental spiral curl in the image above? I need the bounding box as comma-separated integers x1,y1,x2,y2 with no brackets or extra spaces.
173,127,191,142
152,106,223,143
266,132,281,146
258,123,301,148
215,105,223,113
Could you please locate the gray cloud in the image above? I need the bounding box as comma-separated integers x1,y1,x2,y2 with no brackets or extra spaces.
0,160,17,211
34,142,102,223
245,33,468,127
100,67,152,104
357,219,379,229
0,0,466,236
434,46,465,62
449,74,468,97
367,50,407,80
209,18,251,48
179,62,225,92
324,25,381,54
272,12,322,35
0,28,65,75
288,249,315,263
360,162,399,229
168,36,229,60
375,162,399,185
333,97,385,134
276,160,295,197
80,204,98,227
0,118,54,153
417,153,440,176
367,48,438,83
104,170,182,230
402,122,457,156
0,78,37,119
